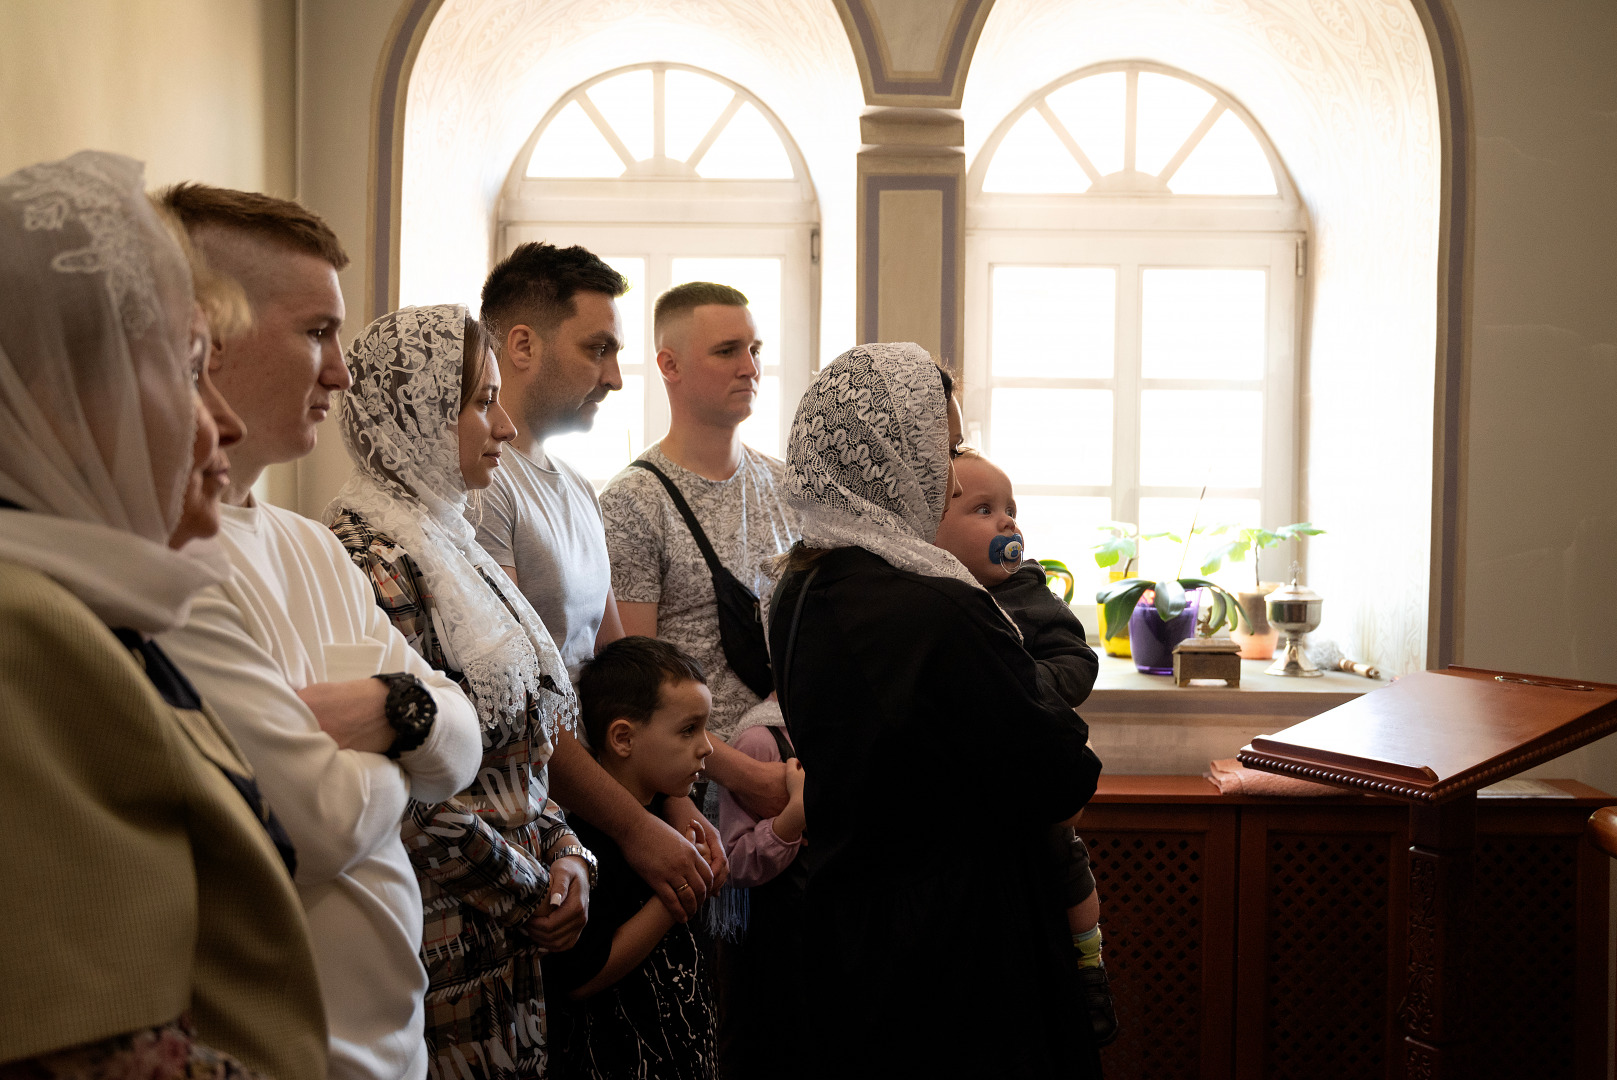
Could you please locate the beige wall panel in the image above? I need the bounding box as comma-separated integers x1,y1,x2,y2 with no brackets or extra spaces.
865,0,955,76
1448,0,1617,797
291,0,405,518
0,0,294,195
875,188,944,358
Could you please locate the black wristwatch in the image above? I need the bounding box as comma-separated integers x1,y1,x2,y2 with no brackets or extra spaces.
372,671,437,759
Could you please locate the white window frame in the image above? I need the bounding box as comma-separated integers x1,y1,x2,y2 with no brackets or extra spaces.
965,61,1309,584
497,63,820,480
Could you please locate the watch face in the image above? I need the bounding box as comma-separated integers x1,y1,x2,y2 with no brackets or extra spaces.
382,673,436,757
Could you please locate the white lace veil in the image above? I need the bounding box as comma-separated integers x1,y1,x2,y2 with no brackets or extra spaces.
326,304,578,741
0,151,227,633
785,341,987,594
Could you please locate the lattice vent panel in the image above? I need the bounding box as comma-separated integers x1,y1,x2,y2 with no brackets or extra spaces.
1263,832,1390,1080
1087,831,1207,1080
1471,833,1579,1080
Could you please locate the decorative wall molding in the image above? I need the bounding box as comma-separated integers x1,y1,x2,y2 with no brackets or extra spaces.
859,163,962,365
833,0,993,107
1413,0,1473,673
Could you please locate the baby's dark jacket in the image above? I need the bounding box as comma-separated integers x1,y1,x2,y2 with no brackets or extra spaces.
989,563,1100,708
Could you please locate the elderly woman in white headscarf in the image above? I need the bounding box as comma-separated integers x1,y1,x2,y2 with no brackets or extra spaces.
325,304,592,1080
0,152,326,1080
769,342,1105,1079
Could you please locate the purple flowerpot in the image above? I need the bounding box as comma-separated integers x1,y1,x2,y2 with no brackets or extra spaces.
1129,591,1201,675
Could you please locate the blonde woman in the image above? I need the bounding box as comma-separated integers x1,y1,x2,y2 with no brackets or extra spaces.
0,152,324,1080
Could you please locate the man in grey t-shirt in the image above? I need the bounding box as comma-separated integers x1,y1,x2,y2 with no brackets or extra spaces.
474,446,611,681
475,241,726,923
601,282,795,805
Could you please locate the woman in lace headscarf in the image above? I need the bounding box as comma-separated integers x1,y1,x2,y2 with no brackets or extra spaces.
769,342,1105,1078
0,152,326,1080
325,304,592,1080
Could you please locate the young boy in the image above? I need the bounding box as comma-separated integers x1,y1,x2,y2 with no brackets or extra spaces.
544,637,724,1079
933,448,1118,1047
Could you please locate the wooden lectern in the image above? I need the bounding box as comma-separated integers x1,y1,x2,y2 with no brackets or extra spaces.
1238,666,1617,1079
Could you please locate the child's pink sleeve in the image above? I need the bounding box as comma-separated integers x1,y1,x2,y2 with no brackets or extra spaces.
717,725,804,889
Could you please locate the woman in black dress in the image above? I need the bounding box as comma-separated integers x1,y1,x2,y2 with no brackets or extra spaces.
769,342,1105,1078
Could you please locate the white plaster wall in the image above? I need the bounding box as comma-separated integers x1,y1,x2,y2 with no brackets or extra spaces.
400,0,862,370
966,0,1442,679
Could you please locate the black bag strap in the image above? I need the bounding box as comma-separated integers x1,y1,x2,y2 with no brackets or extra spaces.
766,723,795,763
774,564,819,736
630,460,740,589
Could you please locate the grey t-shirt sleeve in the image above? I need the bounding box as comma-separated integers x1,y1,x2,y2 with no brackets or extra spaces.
599,470,667,605
473,466,520,567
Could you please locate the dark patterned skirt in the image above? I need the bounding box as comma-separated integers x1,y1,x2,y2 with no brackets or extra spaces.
546,925,716,1080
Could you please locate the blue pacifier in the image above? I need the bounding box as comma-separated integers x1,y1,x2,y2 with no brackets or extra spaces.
988,532,1024,567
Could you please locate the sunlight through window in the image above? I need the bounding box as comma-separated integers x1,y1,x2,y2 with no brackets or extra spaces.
665,69,735,163
586,69,654,163
1135,73,1216,177
990,266,1115,379
1167,109,1277,194
527,100,624,178
982,110,1089,194
1045,72,1126,177
528,66,797,182
696,102,793,179
972,64,1300,590
981,66,1278,196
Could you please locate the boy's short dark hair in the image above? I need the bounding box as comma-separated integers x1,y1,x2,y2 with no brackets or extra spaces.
158,182,349,270
578,636,707,752
480,241,628,348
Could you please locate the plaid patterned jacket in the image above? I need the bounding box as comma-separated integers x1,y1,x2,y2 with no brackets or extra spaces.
331,511,575,1080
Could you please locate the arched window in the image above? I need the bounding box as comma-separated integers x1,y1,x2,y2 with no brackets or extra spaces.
966,61,1308,605
498,64,820,485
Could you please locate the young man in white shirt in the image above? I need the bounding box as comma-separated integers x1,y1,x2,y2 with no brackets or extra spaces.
599,282,798,764
476,244,783,921
155,185,484,1080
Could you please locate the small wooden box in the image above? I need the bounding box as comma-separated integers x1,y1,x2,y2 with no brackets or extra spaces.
1173,637,1241,687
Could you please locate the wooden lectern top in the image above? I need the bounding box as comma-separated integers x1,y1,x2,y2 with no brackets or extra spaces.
1237,665,1617,802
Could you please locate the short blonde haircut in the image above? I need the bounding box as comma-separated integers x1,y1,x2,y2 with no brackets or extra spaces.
150,199,252,341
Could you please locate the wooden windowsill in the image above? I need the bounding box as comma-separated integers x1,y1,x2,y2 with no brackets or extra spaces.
1086,653,1373,720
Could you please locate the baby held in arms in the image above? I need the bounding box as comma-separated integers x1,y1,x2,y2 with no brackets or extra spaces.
543,637,723,1080
932,448,1117,1047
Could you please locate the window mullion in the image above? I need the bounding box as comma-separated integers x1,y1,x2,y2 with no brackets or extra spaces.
653,68,666,162
1124,70,1138,175
1157,103,1225,187
574,93,637,171
1113,260,1141,530
645,254,674,444
684,94,744,173
1037,102,1102,186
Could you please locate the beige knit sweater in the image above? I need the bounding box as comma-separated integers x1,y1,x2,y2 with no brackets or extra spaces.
0,560,327,1080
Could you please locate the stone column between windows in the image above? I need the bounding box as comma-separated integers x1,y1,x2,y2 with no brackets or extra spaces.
856,109,966,373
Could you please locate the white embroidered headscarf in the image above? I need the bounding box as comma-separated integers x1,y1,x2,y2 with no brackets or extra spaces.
0,151,228,633
326,304,577,741
785,341,986,594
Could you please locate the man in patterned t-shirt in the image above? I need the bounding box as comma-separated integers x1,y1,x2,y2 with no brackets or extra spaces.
600,282,795,819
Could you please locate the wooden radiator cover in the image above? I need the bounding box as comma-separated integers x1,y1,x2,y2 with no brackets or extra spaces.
1081,777,1611,1080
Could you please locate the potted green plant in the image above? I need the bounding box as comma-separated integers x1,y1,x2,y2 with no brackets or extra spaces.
1096,572,1247,675
1198,522,1325,660
1090,522,1185,658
